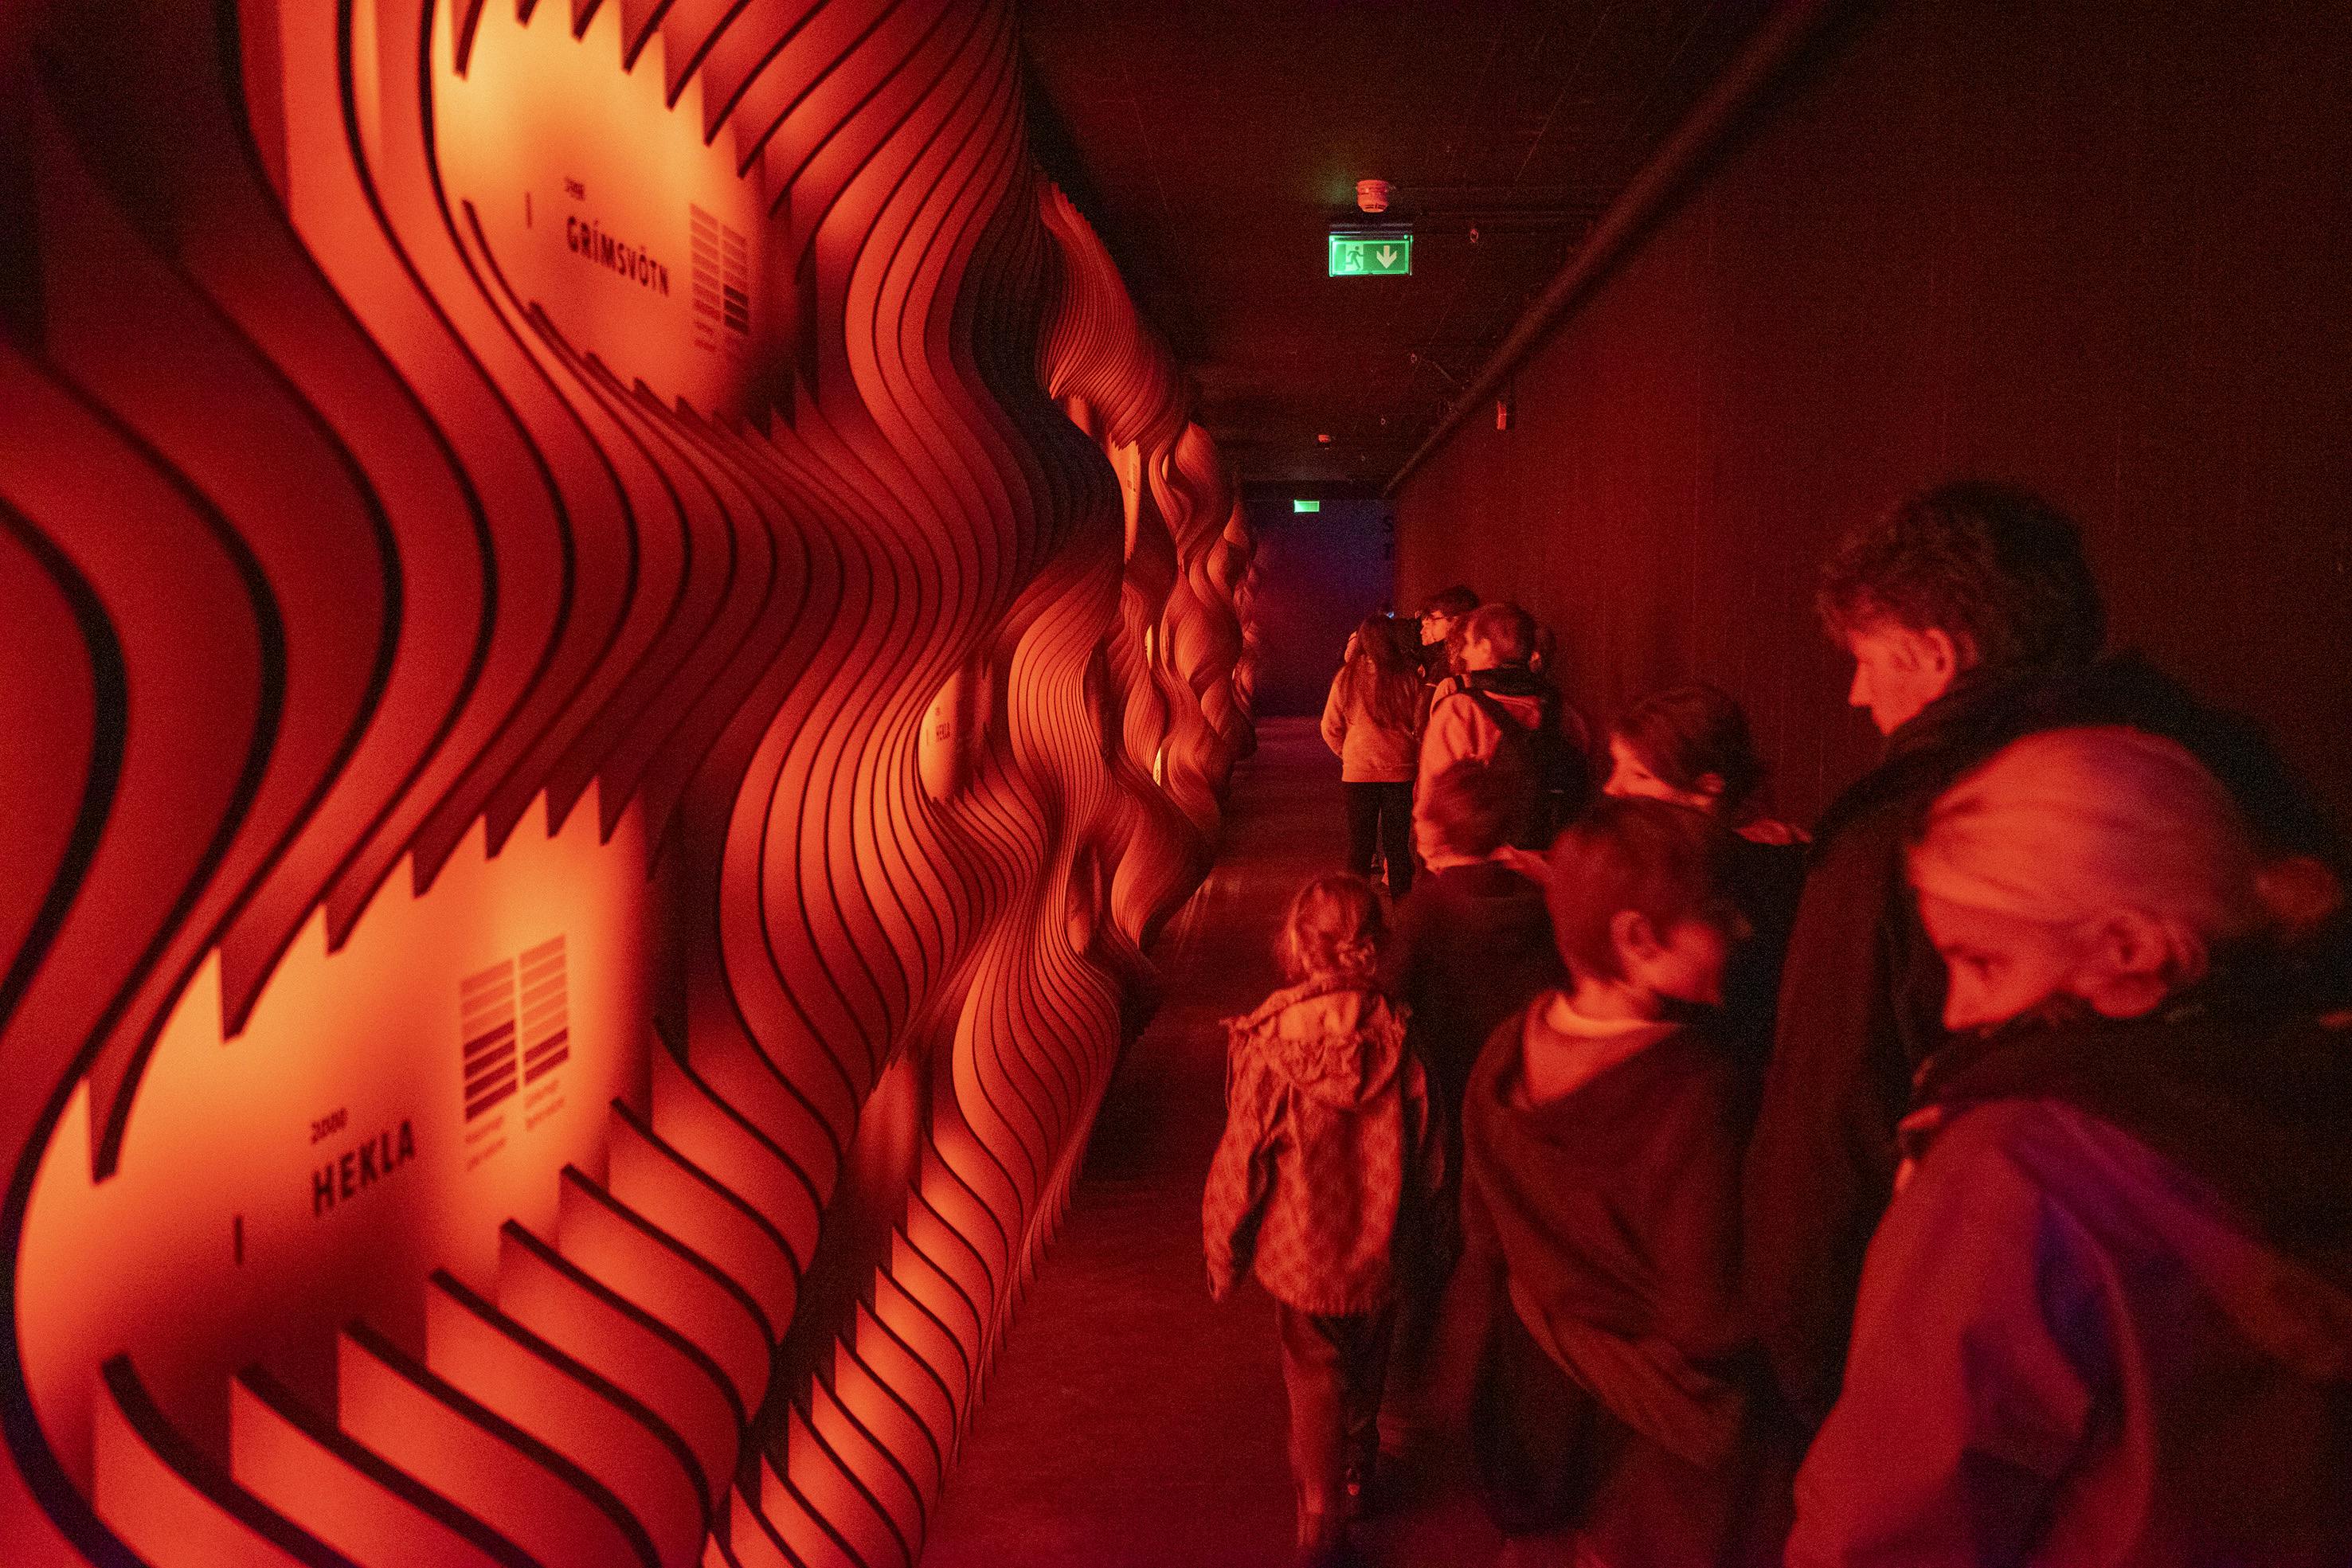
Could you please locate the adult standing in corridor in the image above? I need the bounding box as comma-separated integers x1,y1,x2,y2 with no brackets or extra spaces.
1325,614,1431,898
1743,479,2350,1430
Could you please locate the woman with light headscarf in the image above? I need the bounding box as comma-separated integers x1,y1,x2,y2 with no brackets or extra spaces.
1789,726,2352,1566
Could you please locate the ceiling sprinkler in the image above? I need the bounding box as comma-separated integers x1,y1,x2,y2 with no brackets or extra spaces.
1355,179,1392,215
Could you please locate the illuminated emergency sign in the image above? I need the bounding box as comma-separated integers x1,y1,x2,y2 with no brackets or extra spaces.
1329,230,1412,276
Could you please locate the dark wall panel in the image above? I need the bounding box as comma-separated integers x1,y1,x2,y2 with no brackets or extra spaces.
1396,0,2352,826
1241,498,1396,718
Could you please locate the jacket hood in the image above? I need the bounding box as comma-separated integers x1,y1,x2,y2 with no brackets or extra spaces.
1423,856,1551,905
1514,991,1678,1103
1469,665,1551,699
1913,972,2352,1306
1227,977,1409,1108
1462,667,1553,724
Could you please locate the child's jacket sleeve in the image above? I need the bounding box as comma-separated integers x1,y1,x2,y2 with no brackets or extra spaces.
1203,1036,1280,1296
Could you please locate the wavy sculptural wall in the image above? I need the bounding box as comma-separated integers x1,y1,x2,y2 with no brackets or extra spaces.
0,2,1251,1563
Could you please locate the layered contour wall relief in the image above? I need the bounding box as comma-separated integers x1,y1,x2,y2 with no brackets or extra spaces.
0,2,1253,1564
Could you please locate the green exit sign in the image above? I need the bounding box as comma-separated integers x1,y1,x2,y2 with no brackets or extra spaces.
1329,230,1412,276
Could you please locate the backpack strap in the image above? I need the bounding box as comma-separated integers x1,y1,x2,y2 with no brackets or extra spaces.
1462,686,1533,739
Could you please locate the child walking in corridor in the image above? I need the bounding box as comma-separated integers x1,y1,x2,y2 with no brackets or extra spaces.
1204,874,1445,1567
1459,798,1767,1566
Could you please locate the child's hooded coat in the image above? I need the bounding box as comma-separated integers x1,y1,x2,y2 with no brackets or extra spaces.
1203,976,1442,1315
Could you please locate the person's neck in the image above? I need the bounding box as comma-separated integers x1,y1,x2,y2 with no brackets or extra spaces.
1421,845,1513,872
1567,976,1663,1023
1884,659,2030,750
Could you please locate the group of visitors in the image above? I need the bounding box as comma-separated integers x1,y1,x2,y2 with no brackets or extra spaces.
1322,591,1596,894
1207,480,2352,1566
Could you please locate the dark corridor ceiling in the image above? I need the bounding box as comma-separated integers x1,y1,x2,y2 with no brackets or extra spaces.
1018,0,1774,486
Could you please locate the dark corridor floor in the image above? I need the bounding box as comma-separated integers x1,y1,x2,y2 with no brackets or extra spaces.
922,718,1501,1567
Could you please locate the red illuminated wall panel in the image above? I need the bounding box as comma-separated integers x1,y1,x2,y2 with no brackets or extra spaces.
229,1366,529,1567
0,0,1253,1562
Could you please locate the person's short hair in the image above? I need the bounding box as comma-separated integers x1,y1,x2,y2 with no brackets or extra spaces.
1908,726,2265,991
1278,873,1389,983
1420,753,1536,861
1817,481,2106,674
1462,602,1539,667
1611,683,1767,817
1420,585,1480,621
1543,798,1732,983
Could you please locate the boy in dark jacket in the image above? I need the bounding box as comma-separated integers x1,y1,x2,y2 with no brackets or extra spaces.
1393,750,1565,1124
1460,798,1760,1566
1381,752,1564,1457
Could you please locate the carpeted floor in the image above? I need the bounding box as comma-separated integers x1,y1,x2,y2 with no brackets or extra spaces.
922,718,1502,1567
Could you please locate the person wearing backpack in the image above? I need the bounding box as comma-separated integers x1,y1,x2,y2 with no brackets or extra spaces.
1415,602,1593,850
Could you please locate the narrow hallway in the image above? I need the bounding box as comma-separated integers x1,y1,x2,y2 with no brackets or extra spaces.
923,718,1501,1566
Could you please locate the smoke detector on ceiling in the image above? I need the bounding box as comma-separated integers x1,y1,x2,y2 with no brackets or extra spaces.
1355,179,1392,215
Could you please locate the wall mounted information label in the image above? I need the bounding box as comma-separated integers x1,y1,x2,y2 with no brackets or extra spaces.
434,0,765,413
1329,231,1412,276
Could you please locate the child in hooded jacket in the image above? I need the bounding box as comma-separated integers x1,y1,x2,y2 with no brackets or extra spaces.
1790,727,2352,1566
1205,874,1445,1566
1459,797,1767,1567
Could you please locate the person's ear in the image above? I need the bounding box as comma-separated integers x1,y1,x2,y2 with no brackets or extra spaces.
1611,909,1663,964
1916,624,1987,682
1916,626,1962,682
2076,909,2192,1019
